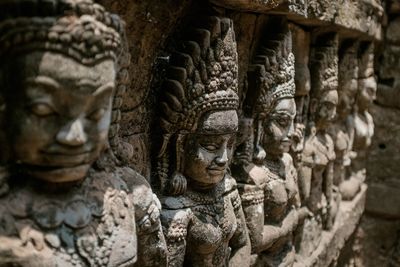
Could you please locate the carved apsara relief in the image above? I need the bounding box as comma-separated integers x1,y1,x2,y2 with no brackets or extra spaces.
351,42,376,188
0,1,166,266
295,32,340,259
329,40,361,201
232,18,309,267
0,0,380,265
156,16,249,267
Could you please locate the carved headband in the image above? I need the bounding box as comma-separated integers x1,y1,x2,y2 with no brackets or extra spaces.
0,0,122,64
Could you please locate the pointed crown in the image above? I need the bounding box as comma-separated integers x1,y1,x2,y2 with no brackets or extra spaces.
338,40,359,99
310,32,339,98
244,18,295,119
358,41,375,79
159,16,239,136
0,0,122,64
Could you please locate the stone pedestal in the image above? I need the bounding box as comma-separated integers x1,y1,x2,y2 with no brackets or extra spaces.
295,184,367,267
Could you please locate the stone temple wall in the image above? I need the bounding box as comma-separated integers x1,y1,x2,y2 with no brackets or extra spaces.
348,1,400,266
0,0,394,266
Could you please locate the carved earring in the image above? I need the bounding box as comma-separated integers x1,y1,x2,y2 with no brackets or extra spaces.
253,119,266,164
168,133,187,196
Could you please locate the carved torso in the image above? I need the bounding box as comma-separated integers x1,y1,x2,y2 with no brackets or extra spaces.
303,131,335,169
235,153,298,260
353,111,374,150
0,166,163,267
263,154,298,226
161,175,246,267
301,131,336,224
331,115,355,167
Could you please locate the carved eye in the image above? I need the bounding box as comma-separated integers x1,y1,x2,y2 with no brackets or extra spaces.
201,143,218,151
30,103,55,117
274,116,289,127
88,108,106,121
367,86,376,96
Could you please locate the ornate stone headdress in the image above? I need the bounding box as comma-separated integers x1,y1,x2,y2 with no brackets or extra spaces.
358,41,374,79
0,0,128,164
309,32,339,99
338,40,359,105
291,23,310,98
157,16,239,195
0,0,122,64
242,18,295,162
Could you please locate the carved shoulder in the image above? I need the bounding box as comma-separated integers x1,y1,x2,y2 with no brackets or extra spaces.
115,167,162,234
282,153,294,167
160,206,192,243
232,163,268,187
325,133,336,161
302,135,316,162
224,174,238,192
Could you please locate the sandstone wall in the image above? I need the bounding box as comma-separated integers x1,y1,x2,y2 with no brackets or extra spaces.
351,1,400,266
98,1,386,266
0,0,390,266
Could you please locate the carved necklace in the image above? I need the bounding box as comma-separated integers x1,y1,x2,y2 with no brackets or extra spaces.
264,158,285,180
2,170,136,267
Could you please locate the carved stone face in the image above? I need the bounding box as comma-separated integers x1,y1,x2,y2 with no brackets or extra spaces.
2,51,115,183
314,90,338,130
262,98,296,157
183,110,238,189
357,76,377,111
338,78,358,117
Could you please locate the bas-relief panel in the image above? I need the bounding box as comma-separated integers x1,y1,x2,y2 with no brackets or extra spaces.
0,1,379,266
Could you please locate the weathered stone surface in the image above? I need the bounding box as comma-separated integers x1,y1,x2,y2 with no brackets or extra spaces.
232,18,301,267
387,17,400,44
0,0,385,265
96,0,193,176
156,16,251,267
294,184,367,267
366,104,400,184
0,1,167,266
350,2,400,265
366,182,400,219
351,215,400,267
211,0,383,39
210,0,284,12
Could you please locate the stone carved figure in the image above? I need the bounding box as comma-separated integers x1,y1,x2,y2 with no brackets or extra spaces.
301,32,339,234
156,16,249,267
329,40,361,200
289,24,314,258
351,42,376,185
0,1,166,266
232,18,307,267
289,23,311,204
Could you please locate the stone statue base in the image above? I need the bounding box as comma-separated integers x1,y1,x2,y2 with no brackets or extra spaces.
294,184,367,267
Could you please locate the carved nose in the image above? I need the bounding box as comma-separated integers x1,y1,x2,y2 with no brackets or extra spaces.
287,121,295,138
371,91,377,101
328,107,336,120
215,148,228,166
56,119,87,146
